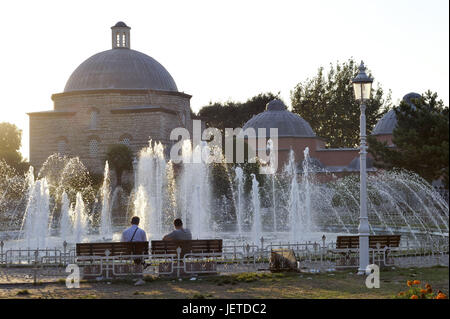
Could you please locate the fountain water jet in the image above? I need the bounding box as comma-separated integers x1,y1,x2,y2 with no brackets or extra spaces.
250,174,262,244
234,166,244,235
73,192,88,243
99,161,113,238
21,175,51,248
301,147,313,233
179,141,211,238
134,141,167,238
60,191,72,240
285,150,302,241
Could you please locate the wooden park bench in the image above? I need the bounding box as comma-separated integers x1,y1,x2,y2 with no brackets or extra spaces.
334,235,401,267
336,235,401,249
151,239,223,276
76,242,149,279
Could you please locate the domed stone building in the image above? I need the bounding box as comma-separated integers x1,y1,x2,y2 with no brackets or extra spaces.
28,22,192,174
242,99,393,174
243,94,423,174
242,99,329,167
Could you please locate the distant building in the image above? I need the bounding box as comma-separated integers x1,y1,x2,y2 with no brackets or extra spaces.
28,22,193,174
242,94,421,174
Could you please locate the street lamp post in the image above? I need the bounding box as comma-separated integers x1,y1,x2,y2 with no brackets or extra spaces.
352,61,373,275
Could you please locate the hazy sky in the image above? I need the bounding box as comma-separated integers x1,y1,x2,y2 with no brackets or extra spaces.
0,0,448,159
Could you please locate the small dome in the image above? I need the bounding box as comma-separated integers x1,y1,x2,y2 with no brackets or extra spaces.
266,99,287,111
242,99,316,138
113,21,128,28
372,92,421,136
64,49,178,92
402,92,421,106
372,109,397,136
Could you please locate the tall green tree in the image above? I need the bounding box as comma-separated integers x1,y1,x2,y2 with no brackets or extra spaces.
105,144,133,186
368,91,449,187
290,59,391,148
0,122,29,175
198,92,280,132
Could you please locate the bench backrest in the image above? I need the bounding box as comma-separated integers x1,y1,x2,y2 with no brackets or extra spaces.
76,242,149,257
151,239,223,257
336,235,401,249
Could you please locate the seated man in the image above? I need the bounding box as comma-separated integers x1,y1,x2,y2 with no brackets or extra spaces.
121,216,148,284
122,216,147,242
163,218,192,241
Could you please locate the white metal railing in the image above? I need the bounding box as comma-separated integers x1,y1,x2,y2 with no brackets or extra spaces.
0,239,448,283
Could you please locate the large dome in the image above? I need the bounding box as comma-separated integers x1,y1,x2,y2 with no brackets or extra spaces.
242,99,316,137
64,48,178,92
372,92,421,136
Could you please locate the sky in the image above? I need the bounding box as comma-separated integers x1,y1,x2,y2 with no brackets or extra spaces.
0,0,448,160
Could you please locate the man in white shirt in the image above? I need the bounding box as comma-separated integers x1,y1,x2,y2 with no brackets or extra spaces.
122,216,147,242
121,216,147,286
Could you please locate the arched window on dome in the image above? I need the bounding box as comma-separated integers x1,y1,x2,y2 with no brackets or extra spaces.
89,139,99,157
116,33,121,47
89,110,98,129
122,32,126,47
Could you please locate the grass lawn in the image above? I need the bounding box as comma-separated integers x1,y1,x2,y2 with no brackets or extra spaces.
0,265,448,299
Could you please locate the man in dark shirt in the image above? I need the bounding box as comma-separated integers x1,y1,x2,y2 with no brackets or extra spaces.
163,218,192,240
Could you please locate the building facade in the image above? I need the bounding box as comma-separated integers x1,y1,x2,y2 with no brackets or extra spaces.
28,22,192,174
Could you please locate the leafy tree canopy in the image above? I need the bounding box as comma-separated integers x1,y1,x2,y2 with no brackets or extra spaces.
368,91,449,188
0,122,29,175
198,92,280,132
105,144,133,186
290,58,391,148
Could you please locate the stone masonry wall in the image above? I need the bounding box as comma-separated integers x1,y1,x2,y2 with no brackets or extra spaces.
30,90,192,174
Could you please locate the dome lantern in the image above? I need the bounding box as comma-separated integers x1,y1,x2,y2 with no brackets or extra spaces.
111,21,131,49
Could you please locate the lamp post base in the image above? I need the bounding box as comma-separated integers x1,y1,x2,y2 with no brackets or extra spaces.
357,268,368,275
358,232,370,275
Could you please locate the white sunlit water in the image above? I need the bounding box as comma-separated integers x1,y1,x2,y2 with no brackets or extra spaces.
234,166,244,236
59,191,71,240
99,161,113,239
251,173,262,244
20,169,50,249
72,192,88,243
1,139,448,250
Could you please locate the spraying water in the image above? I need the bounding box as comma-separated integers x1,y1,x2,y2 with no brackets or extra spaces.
3,144,448,248
179,141,211,238
301,147,313,232
134,141,167,238
73,192,88,243
285,150,302,241
21,176,51,248
234,166,244,235
251,174,262,244
99,161,113,238
60,191,72,240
